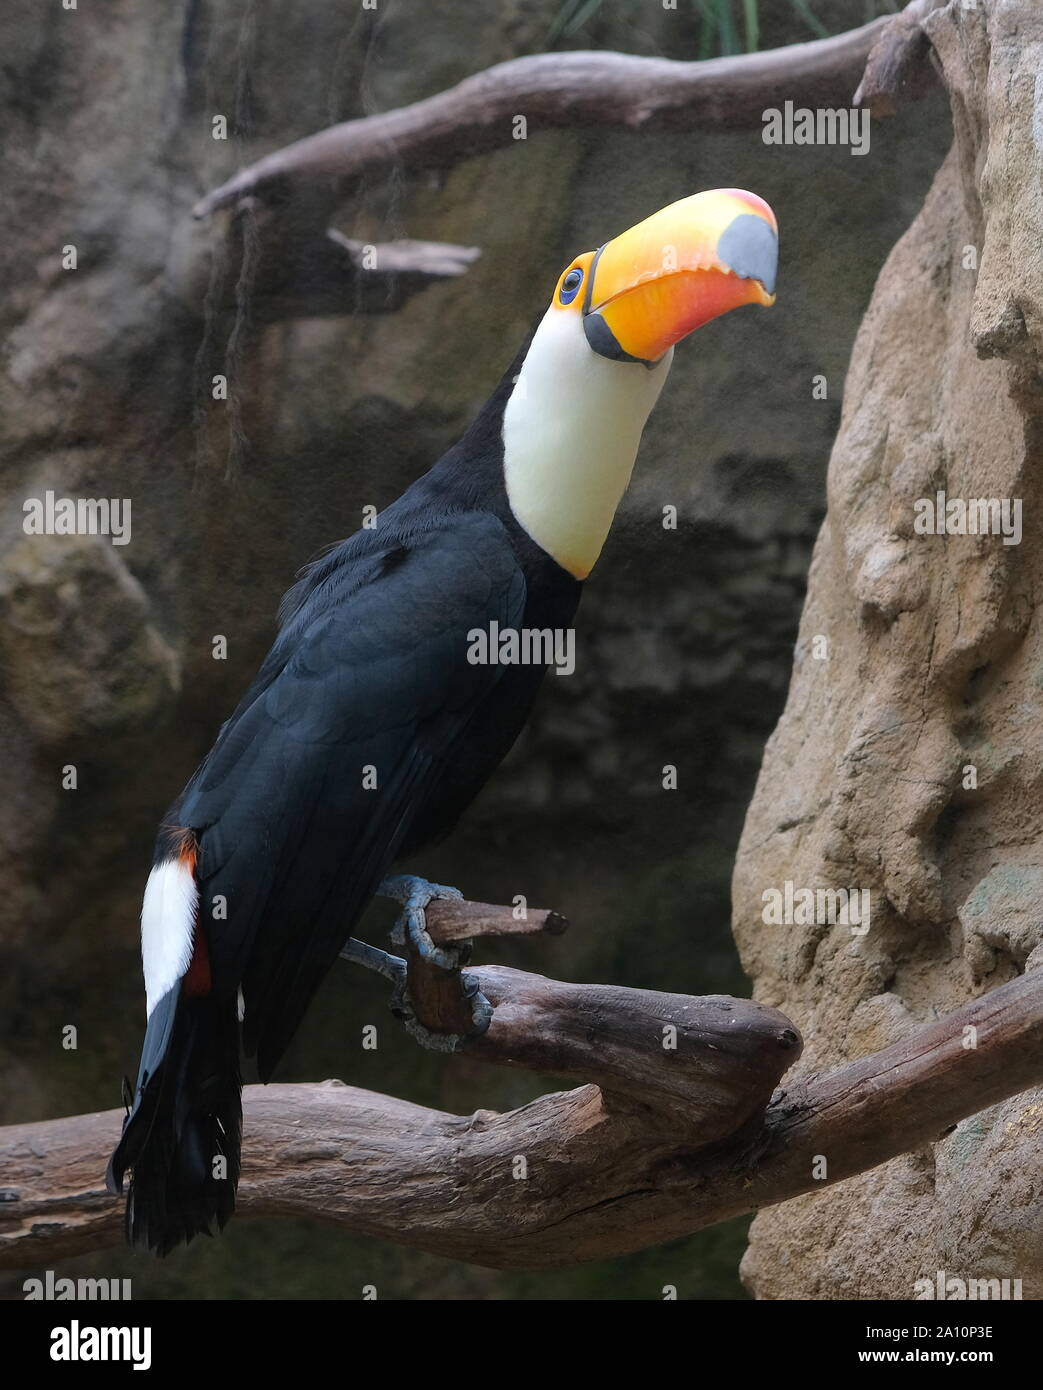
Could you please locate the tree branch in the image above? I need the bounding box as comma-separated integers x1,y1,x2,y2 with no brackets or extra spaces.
193,19,898,220
185,4,943,324
189,202,482,323
1,888,1039,1270
853,0,945,115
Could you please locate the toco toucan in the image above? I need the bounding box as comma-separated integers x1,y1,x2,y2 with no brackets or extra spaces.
107,188,778,1253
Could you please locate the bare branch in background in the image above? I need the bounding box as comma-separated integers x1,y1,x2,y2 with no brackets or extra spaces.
193,17,907,220
194,200,481,322
186,2,943,323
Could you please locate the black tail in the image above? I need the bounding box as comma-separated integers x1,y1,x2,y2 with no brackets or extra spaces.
107,991,242,1256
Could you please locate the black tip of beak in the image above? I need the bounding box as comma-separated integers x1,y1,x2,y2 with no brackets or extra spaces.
717,212,778,297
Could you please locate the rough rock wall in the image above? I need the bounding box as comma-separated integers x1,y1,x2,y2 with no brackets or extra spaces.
735,0,1043,1301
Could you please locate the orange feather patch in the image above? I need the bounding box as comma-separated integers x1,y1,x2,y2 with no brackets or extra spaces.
175,833,211,999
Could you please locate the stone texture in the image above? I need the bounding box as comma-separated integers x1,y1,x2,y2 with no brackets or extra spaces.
735,0,1043,1301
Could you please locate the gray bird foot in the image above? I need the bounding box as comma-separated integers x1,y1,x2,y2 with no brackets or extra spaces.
340,875,492,1050
378,873,468,971
339,935,405,985
394,971,493,1054
337,936,464,1048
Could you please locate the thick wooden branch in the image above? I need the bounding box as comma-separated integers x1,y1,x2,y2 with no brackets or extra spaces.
2,929,1040,1270
193,20,896,220
465,966,799,1133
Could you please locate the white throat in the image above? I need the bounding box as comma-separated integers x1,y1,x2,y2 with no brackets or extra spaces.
502,309,673,578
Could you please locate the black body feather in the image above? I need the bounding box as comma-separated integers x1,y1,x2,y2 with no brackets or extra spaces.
109,335,581,1252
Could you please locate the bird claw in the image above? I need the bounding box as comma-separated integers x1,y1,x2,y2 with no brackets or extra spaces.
379,873,469,971
343,875,491,1049
388,968,493,1053
376,875,492,1047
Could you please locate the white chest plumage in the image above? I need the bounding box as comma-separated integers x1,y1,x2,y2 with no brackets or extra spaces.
502,308,673,579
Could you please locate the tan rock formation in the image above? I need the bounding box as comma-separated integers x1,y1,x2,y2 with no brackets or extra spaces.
735,0,1043,1300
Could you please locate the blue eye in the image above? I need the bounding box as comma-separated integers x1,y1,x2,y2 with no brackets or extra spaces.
559,267,584,304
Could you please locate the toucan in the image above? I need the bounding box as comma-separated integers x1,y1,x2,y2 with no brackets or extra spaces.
107,188,778,1253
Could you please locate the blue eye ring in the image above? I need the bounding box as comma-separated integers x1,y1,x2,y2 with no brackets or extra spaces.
559,266,584,305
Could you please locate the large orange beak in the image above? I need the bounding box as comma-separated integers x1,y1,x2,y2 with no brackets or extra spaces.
583,189,777,366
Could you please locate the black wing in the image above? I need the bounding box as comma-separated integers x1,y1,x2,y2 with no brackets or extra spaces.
178,511,526,1079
